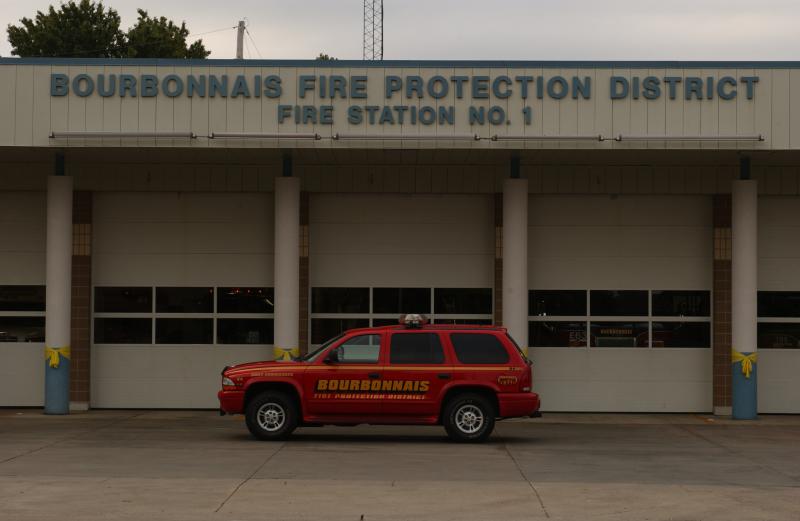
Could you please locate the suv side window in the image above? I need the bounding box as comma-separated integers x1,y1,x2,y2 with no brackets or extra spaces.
338,334,381,363
390,333,445,364
450,333,509,364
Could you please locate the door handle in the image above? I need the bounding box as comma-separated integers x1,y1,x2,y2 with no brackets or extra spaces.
437,373,451,380
368,372,381,379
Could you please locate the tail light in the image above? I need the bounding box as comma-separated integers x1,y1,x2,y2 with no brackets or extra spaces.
520,360,532,393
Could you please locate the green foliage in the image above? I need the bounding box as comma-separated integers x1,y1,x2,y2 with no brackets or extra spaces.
7,1,209,58
126,9,209,58
7,0,125,57
316,53,338,61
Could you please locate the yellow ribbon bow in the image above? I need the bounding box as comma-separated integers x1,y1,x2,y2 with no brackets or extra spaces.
732,349,757,379
274,346,300,362
45,346,71,369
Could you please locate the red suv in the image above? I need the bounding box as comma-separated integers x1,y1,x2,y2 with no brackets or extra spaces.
218,316,540,442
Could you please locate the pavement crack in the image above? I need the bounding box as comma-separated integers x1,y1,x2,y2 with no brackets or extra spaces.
500,433,550,518
214,442,286,513
675,423,799,484
0,411,146,466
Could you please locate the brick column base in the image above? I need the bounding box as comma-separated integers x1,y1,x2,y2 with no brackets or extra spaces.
70,191,92,410
713,195,732,415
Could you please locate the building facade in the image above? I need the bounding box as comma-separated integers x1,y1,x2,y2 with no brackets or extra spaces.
1,58,798,415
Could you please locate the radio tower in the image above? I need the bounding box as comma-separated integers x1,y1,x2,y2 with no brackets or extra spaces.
362,0,383,60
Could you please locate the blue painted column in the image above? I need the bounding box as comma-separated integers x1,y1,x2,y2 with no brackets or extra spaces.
731,177,758,420
44,173,73,414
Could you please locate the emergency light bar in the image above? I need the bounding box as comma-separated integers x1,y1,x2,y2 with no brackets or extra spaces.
399,314,429,328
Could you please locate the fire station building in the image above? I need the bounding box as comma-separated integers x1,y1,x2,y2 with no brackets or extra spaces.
0,58,798,416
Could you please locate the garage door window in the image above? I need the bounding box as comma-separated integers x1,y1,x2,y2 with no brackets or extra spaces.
758,292,800,349
310,287,493,345
93,286,274,345
0,286,46,343
529,290,711,348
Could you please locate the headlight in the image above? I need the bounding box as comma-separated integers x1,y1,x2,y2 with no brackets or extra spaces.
222,376,236,387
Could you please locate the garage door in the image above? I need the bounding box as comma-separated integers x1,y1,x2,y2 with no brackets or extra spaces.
91,193,274,408
0,192,46,406
757,196,800,413
528,195,713,412
309,193,495,344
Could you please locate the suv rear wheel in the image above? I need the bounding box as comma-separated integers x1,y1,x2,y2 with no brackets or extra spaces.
443,393,496,443
245,391,299,440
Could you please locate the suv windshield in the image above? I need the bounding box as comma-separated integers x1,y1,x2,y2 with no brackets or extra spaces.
301,333,345,362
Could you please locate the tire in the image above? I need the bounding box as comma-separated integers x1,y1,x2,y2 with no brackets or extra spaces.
442,393,496,443
245,391,299,441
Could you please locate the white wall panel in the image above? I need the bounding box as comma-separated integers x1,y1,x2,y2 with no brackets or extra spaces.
0,192,45,406
93,192,274,286
529,195,712,289
0,192,46,284
92,192,275,408
758,351,800,414
757,196,800,413
758,196,800,290
0,345,44,406
310,194,494,287
2,62,800,149
91,345,268,408
531,349,712,412
528,195,712,412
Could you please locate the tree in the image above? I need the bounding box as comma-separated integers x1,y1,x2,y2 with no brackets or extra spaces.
7,0,125,58
125,9,209,59
7,1,209,59
316,53,338,61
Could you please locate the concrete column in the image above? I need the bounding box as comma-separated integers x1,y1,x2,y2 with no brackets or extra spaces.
44,175,73,414
731,178,758,419
274,176,301,361
502,178,528,354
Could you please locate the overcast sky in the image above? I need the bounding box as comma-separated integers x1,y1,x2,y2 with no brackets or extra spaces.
1,0,799,60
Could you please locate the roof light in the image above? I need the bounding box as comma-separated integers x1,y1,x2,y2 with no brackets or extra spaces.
399,314,429,328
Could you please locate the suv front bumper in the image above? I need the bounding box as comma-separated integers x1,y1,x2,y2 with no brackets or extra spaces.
218,389,245,415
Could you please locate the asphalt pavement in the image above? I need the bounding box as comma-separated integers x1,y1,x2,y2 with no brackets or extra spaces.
1,410,798,521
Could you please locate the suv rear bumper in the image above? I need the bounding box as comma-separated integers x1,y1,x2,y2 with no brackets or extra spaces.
498,392,541,418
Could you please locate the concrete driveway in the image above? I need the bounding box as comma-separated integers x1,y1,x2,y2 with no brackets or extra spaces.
1,410,798,521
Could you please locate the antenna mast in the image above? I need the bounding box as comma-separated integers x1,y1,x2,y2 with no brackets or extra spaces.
362,0,383,60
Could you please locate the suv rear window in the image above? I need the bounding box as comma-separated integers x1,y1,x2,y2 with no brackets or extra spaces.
450,333,509,364
390,333,444,364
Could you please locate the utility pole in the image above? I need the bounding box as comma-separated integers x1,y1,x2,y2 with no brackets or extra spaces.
236,20,245,59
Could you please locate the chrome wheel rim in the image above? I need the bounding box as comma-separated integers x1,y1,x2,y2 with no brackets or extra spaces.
455,404,484,434
256,402,286,432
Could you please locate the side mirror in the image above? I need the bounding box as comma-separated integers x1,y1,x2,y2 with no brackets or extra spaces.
325,347,340,364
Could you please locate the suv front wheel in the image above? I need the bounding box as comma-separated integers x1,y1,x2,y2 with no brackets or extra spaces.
443,393,496,443
245,391,299,440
